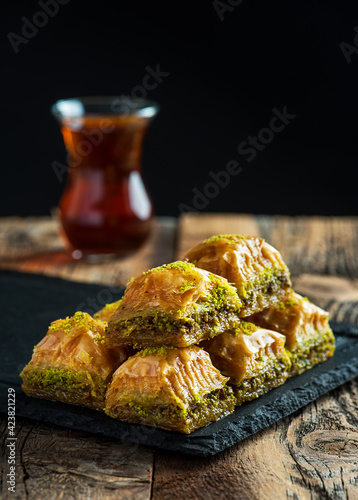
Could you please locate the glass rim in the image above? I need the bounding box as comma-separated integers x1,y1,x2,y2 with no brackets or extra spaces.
51,95,160,120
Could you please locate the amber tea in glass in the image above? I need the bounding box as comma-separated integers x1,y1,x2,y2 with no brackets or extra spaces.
51,96,159,260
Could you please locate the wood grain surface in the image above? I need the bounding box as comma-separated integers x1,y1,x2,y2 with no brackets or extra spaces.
0,418,154,500
1,213,358,500
0,216,176,288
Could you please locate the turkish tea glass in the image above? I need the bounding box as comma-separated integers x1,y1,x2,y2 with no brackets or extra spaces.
51,96,159,261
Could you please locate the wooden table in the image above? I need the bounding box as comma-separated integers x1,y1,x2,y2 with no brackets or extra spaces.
1,213,358,499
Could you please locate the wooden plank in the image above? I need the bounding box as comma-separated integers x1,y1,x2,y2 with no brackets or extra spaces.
261,215,358,278
293,273,358,323
0,217,63,259
176,213,260,259
0,216,177,288
0,417,154,500
151,381,358,500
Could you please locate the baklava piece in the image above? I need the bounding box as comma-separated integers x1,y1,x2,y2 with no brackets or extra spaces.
201,322,291,405
105,345,236,434
106,261,242,349
246,291,335,376
20,312,129,410
183,234,291,317
94,299,122,323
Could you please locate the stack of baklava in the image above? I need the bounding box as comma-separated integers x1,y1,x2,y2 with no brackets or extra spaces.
20,235,335,434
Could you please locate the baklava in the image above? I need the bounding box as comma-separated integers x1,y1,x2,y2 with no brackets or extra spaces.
106,261,243,349
201,322,291,404
20,312,129,410
246,291,335,376
183,234,291,317
105,345,236,434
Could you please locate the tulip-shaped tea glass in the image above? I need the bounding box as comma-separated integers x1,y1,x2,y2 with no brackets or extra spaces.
51,96,158,260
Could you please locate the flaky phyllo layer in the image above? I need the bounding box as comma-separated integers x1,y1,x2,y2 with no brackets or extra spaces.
20,312,129,409
246,291,335,375
183,234,292,317
106,262,243,348
105,345,236,434
201,322,291,404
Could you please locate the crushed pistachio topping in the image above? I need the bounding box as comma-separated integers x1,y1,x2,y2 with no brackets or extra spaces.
106,387,235,431
207,274,240,308
203,234,246,244
21,367,97,391
143,261,196,276
137,346,177,357
234,321,259,336
179,280,198,293
93,333,106,344
278,299,296,309
47,311,103,337
277,295,304,310
288,329,335,375
240,266,290,304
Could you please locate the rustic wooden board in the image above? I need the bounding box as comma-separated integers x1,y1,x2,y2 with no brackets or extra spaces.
176,213,261,259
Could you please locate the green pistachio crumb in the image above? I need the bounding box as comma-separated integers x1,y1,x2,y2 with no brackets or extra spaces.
143,261,196,276
137,346,176,357
179,280,198,293
203,234,246,244
234,321,259,336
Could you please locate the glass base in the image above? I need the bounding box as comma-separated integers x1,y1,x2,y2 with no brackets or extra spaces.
71,250,127,263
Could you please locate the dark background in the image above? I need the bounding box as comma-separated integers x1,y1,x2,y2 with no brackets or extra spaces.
2,1,358,217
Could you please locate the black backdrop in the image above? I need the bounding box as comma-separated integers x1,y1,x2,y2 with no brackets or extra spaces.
2,1,358,217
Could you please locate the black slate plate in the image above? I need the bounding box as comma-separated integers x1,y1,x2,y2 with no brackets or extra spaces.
1,271,358,457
